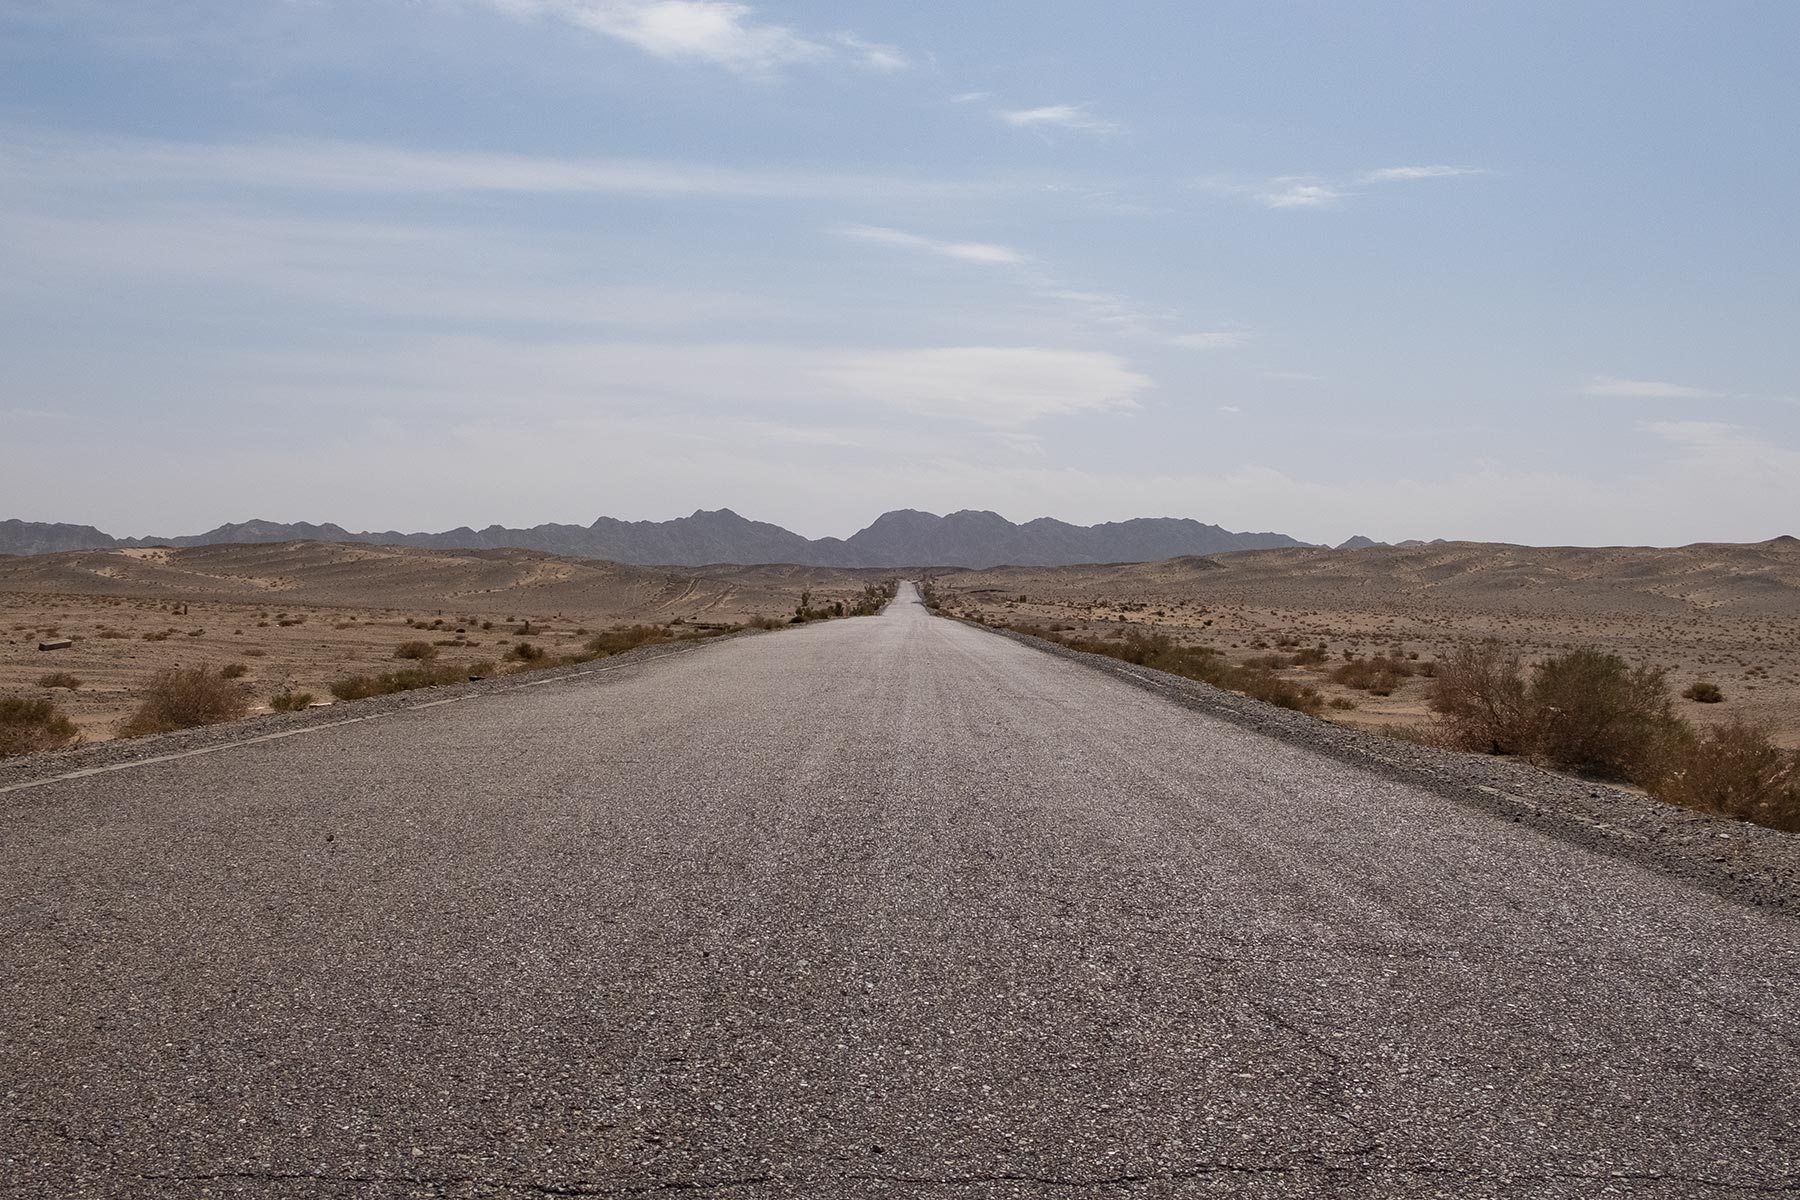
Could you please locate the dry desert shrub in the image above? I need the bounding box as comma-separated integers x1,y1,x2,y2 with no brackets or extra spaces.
1006,624,1322,715
585,625,673,656
269,689,315,712
118,667,249,737
1429,642,1535,756
393,640,438,661
36,671,81,690
0,697,80,757
329,663,466,701
1683,681,1725,703
1332,655,1416,696
1654,719,1800,832
219,662,250,679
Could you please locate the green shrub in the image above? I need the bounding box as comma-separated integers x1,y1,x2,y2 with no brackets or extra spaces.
269,689,315,712
0,697,80,757
118,667,249,737
1528,649,1684,782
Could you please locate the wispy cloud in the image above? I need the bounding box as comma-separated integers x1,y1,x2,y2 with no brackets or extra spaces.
1357,165,1486,183
1258,179,1345,208
831,32,908,72
0,131,985,202
950,91,993,105
473,0,904,75
1168,329,1252,350
831,224,1026,266
1581,376,1718,399
1201,163,1484,210
997,104,1120,134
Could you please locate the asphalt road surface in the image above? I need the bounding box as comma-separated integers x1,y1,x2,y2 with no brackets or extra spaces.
5,583,1798,1199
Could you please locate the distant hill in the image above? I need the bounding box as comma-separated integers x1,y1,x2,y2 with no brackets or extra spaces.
0,509,1312,568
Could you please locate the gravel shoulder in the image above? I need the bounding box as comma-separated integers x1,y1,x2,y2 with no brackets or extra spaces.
973,619,1800,918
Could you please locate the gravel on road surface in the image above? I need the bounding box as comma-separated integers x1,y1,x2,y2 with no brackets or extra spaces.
4,583,1798,1198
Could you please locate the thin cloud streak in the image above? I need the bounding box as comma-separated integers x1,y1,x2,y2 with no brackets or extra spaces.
997,104,1121,134
1581,376,1719,399
0,131,991,202
831,224,1026,266
472,0,907,75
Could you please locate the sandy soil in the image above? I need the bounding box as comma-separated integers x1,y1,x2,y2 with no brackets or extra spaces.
933,537,1800,747
1,542,889,744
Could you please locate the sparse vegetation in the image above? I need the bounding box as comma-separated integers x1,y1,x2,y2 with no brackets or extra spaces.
1429,642,1798,831
1002,623,1322,715
219,662,250,679
394,640,439,661
506,641,547,663
585,625,674,656
118,667,249,737
0,697,80,757
36,671,81,690
1683,681,1725,704
269,689,315,712
328,663,467,701
1655,718,1800,832
1331,655,1415,696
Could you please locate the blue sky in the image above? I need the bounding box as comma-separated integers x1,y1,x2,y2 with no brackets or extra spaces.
2,1,1796,544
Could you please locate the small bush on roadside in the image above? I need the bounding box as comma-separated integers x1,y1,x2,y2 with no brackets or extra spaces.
1683,681,1725,704
1528,648,1684,782
1429,642,1535,756
507,641,546,663
328,663,466,701
394,641,438,661
118,667,249,737
36,672,81,690
0,697,80,757
269,689,315,712
1655,718,1800,832
219,663,250,679
586,625,672,657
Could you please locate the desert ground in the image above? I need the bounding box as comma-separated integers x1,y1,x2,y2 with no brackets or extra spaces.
932,537,1800,747
0,541,887,744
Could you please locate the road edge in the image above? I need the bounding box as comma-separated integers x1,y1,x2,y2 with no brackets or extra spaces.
963,617,1800,919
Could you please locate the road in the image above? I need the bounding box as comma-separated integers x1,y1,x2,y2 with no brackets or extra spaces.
3,583,1798,1199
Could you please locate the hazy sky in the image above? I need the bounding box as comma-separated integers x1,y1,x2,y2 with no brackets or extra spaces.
3,1,1797,545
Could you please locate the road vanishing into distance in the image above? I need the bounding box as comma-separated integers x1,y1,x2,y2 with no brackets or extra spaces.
5,583,1799,1199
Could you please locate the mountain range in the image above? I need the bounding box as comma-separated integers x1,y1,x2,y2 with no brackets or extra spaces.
0,510,1311,568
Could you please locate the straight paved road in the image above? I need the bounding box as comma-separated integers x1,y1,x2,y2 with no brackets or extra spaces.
4,584,1798,1198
